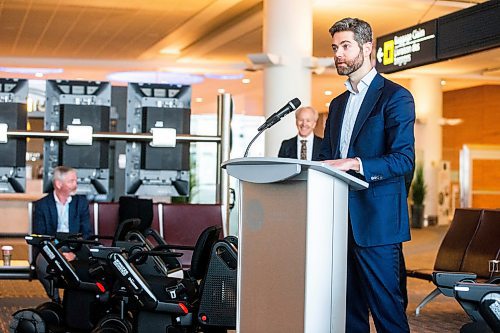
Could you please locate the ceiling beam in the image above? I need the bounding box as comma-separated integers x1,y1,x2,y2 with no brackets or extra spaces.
138,0,247,60
179,6,262,61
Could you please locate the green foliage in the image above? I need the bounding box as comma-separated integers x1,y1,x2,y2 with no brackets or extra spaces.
411,164,426,206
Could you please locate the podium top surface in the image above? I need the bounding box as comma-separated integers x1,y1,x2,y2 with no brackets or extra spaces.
222,157,368,190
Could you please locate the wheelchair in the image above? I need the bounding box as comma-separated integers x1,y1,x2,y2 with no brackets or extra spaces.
111,217,184,280
10,234,116,333
90,225,237,333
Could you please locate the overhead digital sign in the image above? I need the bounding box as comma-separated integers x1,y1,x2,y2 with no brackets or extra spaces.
375,20,437,74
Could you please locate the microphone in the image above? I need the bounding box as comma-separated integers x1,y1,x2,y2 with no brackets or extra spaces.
257,98,301,131
244,98,301,157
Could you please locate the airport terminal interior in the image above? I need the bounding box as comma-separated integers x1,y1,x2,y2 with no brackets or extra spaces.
0,0,499,332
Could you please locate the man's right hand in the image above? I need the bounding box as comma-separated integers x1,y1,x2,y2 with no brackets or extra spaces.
62,252,76,261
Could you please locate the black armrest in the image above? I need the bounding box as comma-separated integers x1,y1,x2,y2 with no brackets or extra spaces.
129,250,183,264
153,244,195,251
433,271,477,297
25,234,54,245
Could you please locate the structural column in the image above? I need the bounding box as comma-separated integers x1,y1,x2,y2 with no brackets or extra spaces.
262,0,313,156
410,76,443,220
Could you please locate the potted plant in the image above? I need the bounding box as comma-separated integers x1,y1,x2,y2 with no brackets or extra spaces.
410,164,427,228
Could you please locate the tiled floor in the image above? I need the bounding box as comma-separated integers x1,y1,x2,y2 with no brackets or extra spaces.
0,225,474,332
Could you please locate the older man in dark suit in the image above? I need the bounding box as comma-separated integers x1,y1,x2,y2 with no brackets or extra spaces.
278,106,323,161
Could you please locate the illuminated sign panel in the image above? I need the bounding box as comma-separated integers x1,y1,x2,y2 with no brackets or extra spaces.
375,20,437,74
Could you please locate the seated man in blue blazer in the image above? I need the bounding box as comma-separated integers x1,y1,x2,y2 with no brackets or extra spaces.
33,166,91,301
278,106,323,161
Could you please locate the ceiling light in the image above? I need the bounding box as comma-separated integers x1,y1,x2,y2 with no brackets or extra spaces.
160,48,181,55
325,102,330,107
324,90,333,96
0,67,63,75
441,80,446,86
107,71,204,85
34,73,44,78
195,97,204,103
217,88,225,94
204,73,244,80
242,78,251,84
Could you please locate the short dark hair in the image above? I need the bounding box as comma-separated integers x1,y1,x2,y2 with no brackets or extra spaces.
329,18,373,47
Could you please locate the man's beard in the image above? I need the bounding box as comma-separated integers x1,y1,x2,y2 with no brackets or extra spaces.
335,49,364,76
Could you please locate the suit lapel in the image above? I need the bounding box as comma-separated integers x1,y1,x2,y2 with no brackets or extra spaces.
312,136,320,159
68,197,76,233
349,74,384,152
291,136,298,158
48,193,58,231
331,92,350,159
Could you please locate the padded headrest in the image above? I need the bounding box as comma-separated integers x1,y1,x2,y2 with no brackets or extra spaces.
118,196,153,231
190,225,221,280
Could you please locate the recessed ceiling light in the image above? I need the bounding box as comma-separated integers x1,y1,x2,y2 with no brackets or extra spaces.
160,48,181,55
324,90,332,96
440,80,446,86
107,71,204,85
242,78,251,84
205,73,244,80
0,67,63,74
195,97,204,103
34,72,44,78
217,88,225,94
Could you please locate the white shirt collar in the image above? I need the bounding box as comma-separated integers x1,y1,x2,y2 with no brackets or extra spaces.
344,67,377,95
298,132,314,141
53,192,72,206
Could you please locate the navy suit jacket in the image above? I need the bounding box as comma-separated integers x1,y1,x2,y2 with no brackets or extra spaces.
320,73,415,247
278,135,323,161
33,193,91,240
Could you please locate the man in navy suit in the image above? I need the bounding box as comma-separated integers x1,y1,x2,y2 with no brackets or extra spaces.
278,106,323,161
320,18,415,332
33,166,91,300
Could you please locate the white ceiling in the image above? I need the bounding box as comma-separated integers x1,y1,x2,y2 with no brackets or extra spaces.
0,0,498,115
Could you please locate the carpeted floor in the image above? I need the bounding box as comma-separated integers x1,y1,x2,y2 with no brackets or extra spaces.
0,225,472,332
0,279,49,333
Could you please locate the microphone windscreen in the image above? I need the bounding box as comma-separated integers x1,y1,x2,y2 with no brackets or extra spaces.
290,98,301,109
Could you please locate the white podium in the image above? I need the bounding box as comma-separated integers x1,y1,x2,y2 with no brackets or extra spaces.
222,157,368,333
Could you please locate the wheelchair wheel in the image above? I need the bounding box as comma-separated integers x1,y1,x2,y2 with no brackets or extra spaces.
9,309,46,333
91,314,133,333
35,302,64,331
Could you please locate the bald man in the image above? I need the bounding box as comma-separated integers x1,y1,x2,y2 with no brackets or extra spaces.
278,106,323,161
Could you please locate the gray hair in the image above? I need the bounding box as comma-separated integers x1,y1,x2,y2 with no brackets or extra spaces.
296,106,319,121
329,18,373,47
52,166,76,184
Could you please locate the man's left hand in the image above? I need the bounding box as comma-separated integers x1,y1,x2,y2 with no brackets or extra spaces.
323,158,360,172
